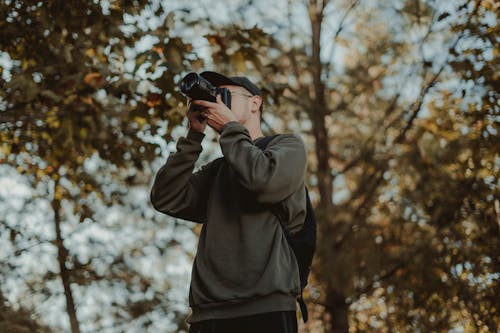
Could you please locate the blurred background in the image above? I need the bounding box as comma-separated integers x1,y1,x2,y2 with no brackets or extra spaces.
0,0,498,332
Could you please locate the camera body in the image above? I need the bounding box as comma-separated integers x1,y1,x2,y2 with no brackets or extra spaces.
180,72,232,111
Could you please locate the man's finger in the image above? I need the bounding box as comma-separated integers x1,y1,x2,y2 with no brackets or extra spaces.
192,99,216,108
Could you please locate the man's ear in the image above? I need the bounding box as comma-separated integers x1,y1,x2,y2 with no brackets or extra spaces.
251,95,262,113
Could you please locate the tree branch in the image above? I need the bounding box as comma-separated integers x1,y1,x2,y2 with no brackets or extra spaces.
392,0,481,144
351,260,406,300
325,0,360,81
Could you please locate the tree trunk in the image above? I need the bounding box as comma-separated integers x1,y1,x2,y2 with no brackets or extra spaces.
308,2,349,333
308,0,333,206
326,288,349,333
52,181,81,333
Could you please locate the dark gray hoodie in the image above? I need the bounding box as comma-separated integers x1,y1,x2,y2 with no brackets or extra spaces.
150,121,307,324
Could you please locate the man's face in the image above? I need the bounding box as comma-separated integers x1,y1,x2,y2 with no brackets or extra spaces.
220,85,258,124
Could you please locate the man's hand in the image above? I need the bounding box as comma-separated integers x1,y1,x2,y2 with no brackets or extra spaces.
186,100,208,133
192,94,238,133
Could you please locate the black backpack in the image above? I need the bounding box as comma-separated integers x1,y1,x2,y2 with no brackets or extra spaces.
255,135,317,323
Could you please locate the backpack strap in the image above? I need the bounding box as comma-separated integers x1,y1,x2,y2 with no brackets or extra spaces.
255,134,310,323
298,290,308,323
254,134,280,151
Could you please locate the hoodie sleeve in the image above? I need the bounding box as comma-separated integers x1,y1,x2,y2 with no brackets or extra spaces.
219,121,307,204
150,129,218,223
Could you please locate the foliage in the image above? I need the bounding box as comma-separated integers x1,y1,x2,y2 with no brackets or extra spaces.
0,290,50,333
0,0,201,332
189,0,499,331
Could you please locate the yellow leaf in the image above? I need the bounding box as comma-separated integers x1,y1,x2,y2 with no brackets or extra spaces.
47,115,60,129
440,130,460,141
480,0,494,10
21,58,36,70
79,128,88,139
63,95,77,105
85,48,96,57
54,187,64,201
134,116,147,127
1,144,11,157
41,132,53,144
231,51,246,73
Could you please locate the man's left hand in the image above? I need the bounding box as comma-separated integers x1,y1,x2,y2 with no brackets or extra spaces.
192,94,238,133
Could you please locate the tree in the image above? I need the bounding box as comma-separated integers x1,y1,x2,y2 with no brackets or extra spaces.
185,0,499,331
0,1,200,331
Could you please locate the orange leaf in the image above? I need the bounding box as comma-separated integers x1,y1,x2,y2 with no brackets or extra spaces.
80,96,94,106
146,93,162,107
152,46,164,55
84,72,105,88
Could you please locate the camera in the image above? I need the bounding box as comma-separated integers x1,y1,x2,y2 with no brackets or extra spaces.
180,72,232,112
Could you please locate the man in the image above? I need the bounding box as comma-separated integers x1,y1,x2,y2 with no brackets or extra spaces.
150,71,307,333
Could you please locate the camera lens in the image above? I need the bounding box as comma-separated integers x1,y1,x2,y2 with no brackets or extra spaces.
180,73,199,94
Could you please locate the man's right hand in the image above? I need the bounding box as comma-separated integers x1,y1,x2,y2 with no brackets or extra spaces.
187,100,208,133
